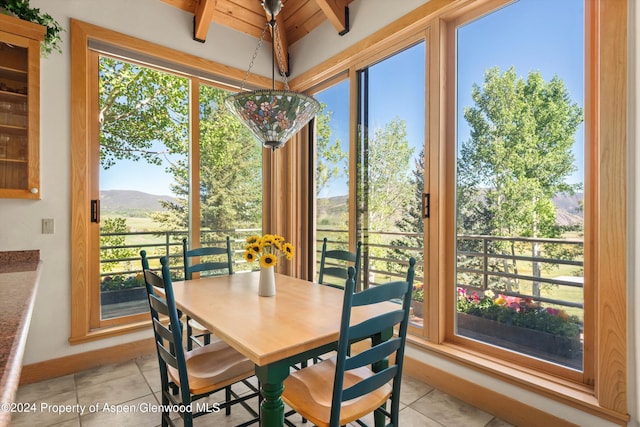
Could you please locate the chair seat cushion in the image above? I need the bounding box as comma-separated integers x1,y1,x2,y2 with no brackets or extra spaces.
282,357,392,427
167,340,255,395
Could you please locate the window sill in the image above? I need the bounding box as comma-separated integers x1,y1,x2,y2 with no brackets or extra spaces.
404,335,629,426
68,320,151,345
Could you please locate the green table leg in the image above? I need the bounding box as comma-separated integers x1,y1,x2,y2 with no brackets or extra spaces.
255,362,290,427
260,382,285,426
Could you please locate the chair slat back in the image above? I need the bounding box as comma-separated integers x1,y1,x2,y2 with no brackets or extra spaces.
183,237,234,279
318,238,362,289
330,258,416,427
142,258,192,406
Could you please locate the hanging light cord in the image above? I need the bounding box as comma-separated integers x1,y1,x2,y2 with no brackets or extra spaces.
238,11,290,92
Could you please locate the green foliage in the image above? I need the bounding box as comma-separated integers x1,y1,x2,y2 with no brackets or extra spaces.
99,57,190,169
389,149,425,271
362,118,414,230
457,66,583,241
456,67,584,293
1,0,63,56
100,217,137,273
412,283,424,302
150,85,263,232
100,273,145,292
316,103,347,197
359,118,414,273
98,57,263,233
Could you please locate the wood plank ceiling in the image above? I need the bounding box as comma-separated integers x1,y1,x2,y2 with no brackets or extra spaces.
160,0,354,74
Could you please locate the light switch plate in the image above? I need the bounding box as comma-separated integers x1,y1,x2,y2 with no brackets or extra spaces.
42,218,54,234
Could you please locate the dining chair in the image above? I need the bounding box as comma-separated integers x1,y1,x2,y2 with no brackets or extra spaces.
143,256,260,427
318,238,362,290
140,249,181,396
182,237,234,350
283,258,416,427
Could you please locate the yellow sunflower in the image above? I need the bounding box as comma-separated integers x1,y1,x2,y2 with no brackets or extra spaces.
282,243,294,260
246,235,261,244
244,250,257,263
260,253,277,268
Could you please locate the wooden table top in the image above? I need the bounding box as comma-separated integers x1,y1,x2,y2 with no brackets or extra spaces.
170,271,396,366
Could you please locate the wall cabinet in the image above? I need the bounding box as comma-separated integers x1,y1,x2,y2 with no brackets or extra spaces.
0,14,44,199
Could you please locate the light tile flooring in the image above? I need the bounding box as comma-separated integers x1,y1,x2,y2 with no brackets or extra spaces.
11,353,513,427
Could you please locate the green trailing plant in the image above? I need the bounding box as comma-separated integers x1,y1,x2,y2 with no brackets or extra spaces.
1,0,63,56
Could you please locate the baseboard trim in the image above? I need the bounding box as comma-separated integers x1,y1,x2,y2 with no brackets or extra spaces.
403,354,579,427
19,338,155,385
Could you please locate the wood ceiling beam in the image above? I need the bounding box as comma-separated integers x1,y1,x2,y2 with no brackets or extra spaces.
314,0,349,35
266,10,290,75
160,0,197,13
193,0,216,42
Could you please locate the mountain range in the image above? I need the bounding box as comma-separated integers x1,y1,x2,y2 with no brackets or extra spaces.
100,190,583,226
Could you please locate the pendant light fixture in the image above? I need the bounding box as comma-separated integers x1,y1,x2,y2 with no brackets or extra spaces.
224,0,321,150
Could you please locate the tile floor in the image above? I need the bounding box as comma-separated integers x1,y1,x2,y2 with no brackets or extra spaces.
10,353,513,427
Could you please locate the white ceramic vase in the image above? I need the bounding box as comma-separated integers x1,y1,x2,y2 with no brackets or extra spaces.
259,266,276,297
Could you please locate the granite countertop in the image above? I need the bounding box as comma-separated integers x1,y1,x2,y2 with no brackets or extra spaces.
0,250,41,427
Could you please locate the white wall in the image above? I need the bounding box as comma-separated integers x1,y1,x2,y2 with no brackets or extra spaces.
0,0,635,425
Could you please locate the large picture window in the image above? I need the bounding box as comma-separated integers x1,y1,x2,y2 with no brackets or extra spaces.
70,20,263,339
452,0,585,372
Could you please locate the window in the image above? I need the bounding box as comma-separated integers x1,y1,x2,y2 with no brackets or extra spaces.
452,0,585,372
313,78,351,283
301,0,626,420
356,42,426,303
70,20,262,341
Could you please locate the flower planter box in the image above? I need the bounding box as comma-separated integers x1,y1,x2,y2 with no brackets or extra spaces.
411,300,424,318
101,287,146,305
456,312,582,369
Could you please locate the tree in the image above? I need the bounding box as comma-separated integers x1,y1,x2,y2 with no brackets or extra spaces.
315,103,347,197
98,57,263,239
361,117,414,231
390,149,424,265
99,57,189,169
151,85,263,233
457,66,583,295
359,118,414,275
100,217,137,273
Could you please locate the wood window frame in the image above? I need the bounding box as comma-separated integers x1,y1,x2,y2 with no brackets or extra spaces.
291,0,628,423
69,19,271,343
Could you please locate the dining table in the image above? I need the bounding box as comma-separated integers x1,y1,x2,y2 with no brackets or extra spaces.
169,270,397,427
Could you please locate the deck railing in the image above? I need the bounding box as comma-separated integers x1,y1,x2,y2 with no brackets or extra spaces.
100,228,583,313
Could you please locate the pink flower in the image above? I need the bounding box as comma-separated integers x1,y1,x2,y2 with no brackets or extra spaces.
546,307,559,316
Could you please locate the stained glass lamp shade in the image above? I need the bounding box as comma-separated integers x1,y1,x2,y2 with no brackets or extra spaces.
225,89,320,150
224,0,320,150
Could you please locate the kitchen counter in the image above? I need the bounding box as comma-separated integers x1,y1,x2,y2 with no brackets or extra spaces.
0,250,41,427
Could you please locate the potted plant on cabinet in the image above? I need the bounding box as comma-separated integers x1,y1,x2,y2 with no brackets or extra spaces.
0,0,63,56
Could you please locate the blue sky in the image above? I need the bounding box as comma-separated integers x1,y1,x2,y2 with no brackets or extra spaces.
315,0,584,199
102,0,584,197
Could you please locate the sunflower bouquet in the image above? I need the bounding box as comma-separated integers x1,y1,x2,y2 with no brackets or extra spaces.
243,234,295,268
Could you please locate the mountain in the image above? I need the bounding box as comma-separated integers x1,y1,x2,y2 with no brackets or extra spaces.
100,190,175,214
100,189,583,227
552,192,584,226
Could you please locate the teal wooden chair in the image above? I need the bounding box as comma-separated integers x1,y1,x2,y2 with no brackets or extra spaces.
182,237,234,350
143,256,259,427
318,238,362,290
283,258,416,427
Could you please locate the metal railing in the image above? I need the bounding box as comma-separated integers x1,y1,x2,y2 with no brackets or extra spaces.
100,228,261,281
100,227,584,314
316,228,584,313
